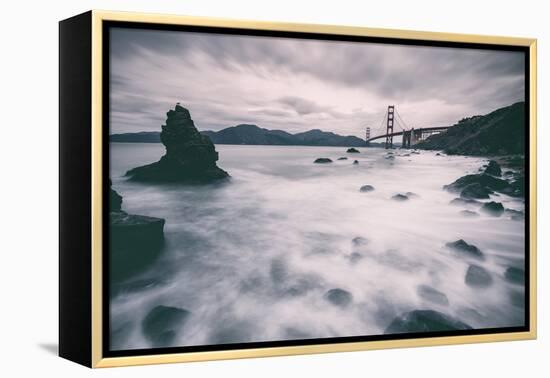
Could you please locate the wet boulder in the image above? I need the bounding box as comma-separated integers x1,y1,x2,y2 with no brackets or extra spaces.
417,285,449,306
480,201,505,217
314,158,333,164
444,173,508,193
337,157,348,160
353,160,359,165
392,194,409,201
359,185,375,193
484,160,502,176
347,148,360,153
142,305,190,347
504,267,525,285
460,183,491,199
384,310,471,334
445,239,484,260
324,288,353,308
465,264,493,288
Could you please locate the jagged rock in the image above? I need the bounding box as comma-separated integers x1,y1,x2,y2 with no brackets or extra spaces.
444,173,508,193
359,185,375,192
110,179,122,211
324,288,353,308
314,158,333,164
392,194,409,201
417,285,449,306
384,310,471,334
460,210,480,217
347,148,360,153
499,174,525,197
485,160,502,176
504,267,525,285
460,183,491,199
481,201,505,216
337,157,348,160
445,239,484,260
110,212,165,281
126,104,229,183
142,305,190,347
465,265,493,287
353,160,359,165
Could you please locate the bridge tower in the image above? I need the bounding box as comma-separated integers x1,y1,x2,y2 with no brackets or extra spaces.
385,105,395,149
365,126,370,145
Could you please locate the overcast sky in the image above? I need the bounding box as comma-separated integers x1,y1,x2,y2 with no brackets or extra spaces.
110,27,525,138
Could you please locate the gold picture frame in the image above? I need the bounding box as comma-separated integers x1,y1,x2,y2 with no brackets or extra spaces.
59,10,537,368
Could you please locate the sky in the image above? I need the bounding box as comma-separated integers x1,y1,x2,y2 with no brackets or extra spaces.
109,27,525,138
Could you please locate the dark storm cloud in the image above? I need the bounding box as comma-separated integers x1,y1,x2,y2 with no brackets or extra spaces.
109,27,525,136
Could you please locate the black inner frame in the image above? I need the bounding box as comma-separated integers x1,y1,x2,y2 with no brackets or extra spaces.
102,20,531,358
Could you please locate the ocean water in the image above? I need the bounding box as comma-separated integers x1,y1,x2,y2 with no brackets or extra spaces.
109,143,526,350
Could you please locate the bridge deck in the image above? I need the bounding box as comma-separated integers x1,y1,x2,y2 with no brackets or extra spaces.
365,126,450,143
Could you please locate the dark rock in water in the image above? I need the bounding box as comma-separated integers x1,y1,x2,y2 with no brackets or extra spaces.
384,310,472,334
450,197,481,207
324,288,353,308
460,210,480,217
314,158,333,164
445,239,484,260
444,173,508,193
347,148,360,153
480,201,504,216
337,157,348,160
142,305,190,347
405,191,419,198
485,160,502,176
392,194,409,201
436,152,442,156
110,179,122,211
126,104,229,183
110,211,165,281
465,264,493,288
359,185,375,193
346,252,363,264
505,209,524,218
417,285,449,306
353,160,359,165
352,236,369,247
505,267,525,285
460,183,491,199
499,174,525,197
385,155,395,160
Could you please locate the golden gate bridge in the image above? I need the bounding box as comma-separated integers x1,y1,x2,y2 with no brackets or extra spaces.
365,105,450,149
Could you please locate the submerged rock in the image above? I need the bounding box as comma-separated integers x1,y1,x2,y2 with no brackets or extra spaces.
504,267,525,285
142,305,190,347
352,236,370,247
485,160,502,176
481,201,505,216
460,183,491,199
347,148,360,153
460,210,480,217
392,194,409,201
353,160,359,165
337,157,348,160
324,288,353,308
126,104,229,183
384,310,471,334
417,285,449,306
359,185,375,193
465,264,493,288
445,239,484,260
450,197,481,207
314,158,333,164
444,173,508,193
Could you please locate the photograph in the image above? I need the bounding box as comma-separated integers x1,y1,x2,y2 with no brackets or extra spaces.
106,25,527,353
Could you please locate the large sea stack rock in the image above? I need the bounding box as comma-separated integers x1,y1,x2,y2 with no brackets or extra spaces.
109,182,165,282
126,104,229,183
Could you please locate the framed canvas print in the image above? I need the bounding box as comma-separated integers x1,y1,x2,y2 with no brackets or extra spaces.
59,10,537,368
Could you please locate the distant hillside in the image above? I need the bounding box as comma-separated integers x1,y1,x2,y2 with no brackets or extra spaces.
109,131,161,143
416,102,525,155
110,124,366,147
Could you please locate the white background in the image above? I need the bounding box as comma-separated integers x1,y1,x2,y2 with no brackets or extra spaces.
0,0,546,376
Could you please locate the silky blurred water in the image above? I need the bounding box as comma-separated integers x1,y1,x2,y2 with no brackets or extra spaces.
109,143,525,351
